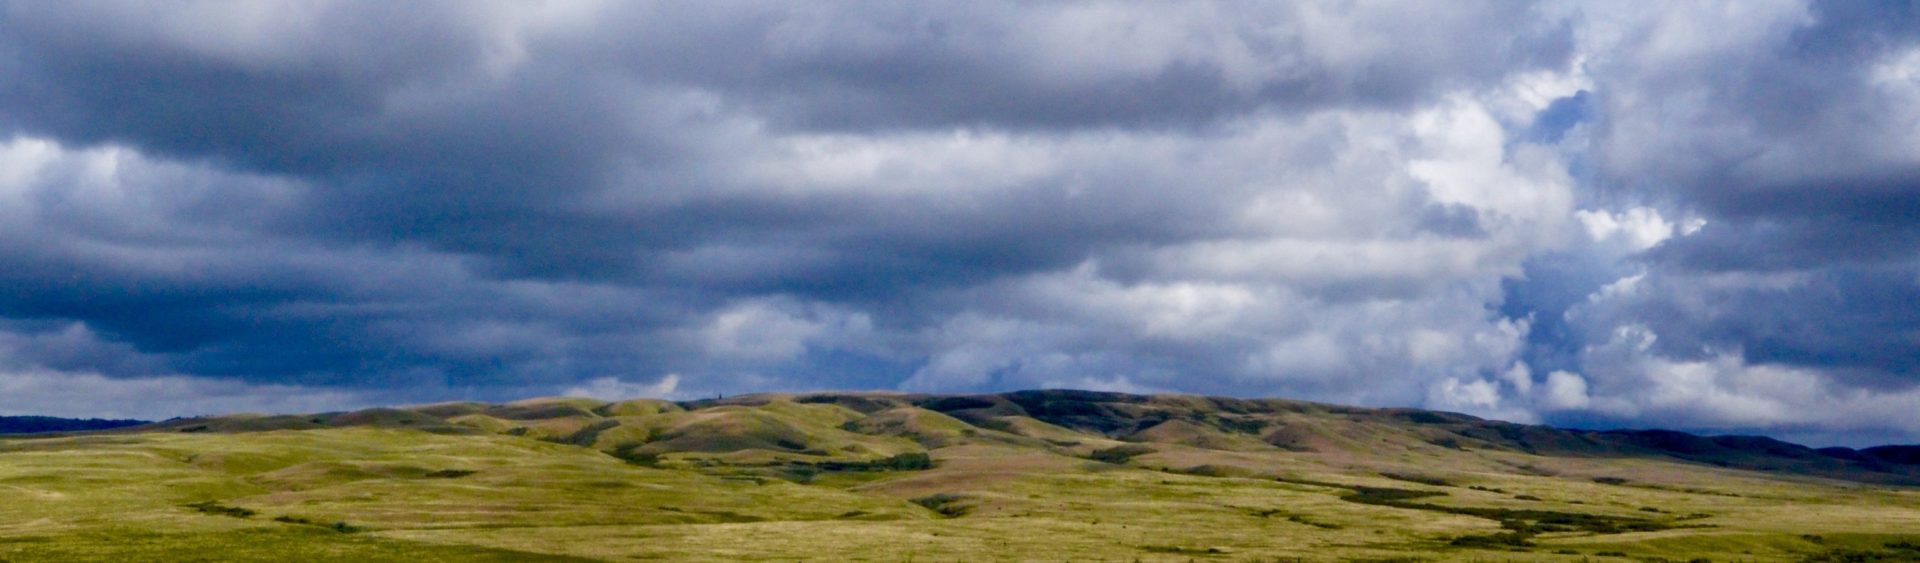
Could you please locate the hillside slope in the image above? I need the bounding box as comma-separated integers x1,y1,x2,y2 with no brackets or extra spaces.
4,390,1918,562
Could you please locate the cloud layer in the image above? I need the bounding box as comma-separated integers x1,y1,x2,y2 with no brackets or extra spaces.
1,1,1916,445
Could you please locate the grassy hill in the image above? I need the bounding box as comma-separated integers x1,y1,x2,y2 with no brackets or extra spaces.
3,390,1918,562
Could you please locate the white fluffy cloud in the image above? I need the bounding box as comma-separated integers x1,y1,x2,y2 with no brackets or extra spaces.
563,373,682,402
1,2,1918,445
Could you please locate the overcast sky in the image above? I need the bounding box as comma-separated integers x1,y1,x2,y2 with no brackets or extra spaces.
1,1,1917,446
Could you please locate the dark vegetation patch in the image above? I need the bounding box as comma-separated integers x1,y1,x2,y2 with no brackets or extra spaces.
1328,483,1681,549
911,494,972,518
423,469,477,478
1592,476,1630,485
793,394,907,414
752,452,937,483
272,515,364,533
183,501,255,518
1169,464,1239,477
1140,545,1228,556
798,452,933,472
916,396,1002,413
1800,541,1920,562
1251,509,1344,530
1401,412,1458,425
1447,531,1534,549
1342,486,1447,504
1287,514,1342,529
562,419,624,446
609,443,661,467
1379,472,1453,487
1087,444,1155,464
1797,538,1920,557
1205,414,1267,435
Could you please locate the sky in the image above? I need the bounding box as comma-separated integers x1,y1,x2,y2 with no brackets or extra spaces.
1,1,1917,446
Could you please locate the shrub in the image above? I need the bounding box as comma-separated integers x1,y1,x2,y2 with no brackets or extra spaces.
273,515,363,533
1380,472,1453,487
911,493,972,518
1448,532,1533,548
875,452,933,471
1342,486,1447,505
1089,444,1155,464
183,501,255,518
610,443,660,467
1286,514,1342,530
800,452,934,473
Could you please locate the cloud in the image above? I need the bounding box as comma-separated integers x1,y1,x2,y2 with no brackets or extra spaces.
0,366,373,420
0,2,1916,444
1539,370,1591,410
563,374,682,402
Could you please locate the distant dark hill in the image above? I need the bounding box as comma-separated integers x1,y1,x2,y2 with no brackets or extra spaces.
901,390,1920,483
65,388,1920,485
0,415,147,434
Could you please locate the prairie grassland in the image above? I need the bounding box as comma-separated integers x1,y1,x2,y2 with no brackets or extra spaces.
3,393,1917,562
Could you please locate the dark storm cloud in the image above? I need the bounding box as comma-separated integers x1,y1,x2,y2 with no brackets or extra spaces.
3,1,1919,443
1453,0,1920,444
1567,0,1920,390
0,0,1577,281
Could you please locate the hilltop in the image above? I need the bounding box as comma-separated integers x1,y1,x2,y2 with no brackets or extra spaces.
0,415,147,434
3,390,1918,561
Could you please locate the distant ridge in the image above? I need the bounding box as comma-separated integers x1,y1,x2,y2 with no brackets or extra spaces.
94,388,1920,485
0,415,148,434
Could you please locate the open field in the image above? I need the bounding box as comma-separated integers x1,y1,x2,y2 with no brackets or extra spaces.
3,390,1918,561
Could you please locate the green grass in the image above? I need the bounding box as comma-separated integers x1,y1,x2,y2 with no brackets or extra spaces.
3,394,1918,561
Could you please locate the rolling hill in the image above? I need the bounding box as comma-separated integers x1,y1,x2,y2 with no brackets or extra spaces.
0,415,147,434
3,390,1917,561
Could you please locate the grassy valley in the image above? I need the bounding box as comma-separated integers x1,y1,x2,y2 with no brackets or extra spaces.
3,390,1917,561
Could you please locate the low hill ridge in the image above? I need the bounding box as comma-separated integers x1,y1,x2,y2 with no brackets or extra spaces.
112,389,1920,485
0,414,148,434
